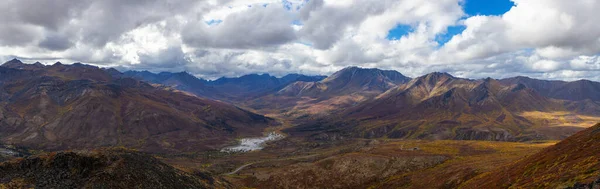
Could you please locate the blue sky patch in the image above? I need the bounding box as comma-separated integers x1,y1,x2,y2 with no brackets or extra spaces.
463,0,515,16
205,19,223,26
386,24,413,40
292,20,303,26
282,0,293,10
436,25,466,46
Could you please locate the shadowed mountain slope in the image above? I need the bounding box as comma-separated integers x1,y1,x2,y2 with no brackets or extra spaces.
123,71,326,101
210,73,326,100
501,76,600,101
0,60,275,152
123,71,218,98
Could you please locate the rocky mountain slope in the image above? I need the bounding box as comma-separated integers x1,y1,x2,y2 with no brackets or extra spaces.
210,73,326,100
463,123,600,188
0,149,230,188
501,76,600,101
287,72,600,141
0,59,275,152
246,67,411,117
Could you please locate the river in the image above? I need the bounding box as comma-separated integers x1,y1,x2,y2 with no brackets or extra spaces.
221,132,284,153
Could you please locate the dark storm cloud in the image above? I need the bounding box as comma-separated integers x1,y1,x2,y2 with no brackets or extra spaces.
182,5,297,49
0,0,203,48
0,25,41,46
38,33,74,51
6,0,89,30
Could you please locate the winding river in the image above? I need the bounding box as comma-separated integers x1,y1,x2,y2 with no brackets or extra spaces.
221,132,284,153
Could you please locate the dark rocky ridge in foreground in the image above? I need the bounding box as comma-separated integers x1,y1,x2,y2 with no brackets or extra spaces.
0,149,230,188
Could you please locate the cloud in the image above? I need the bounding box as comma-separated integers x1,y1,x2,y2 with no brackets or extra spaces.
0,24,43,46
570,55,600,71
38,32,74,51
182,4,297,49
0,0,600,82
440,0,600,63
298,0,395,49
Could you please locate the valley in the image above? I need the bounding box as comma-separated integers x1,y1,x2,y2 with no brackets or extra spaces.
0,0,599,188
221,132,285,153
1,59,599,188
158,137,557,188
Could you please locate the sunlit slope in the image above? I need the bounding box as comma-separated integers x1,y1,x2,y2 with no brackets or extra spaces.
463,123,600,188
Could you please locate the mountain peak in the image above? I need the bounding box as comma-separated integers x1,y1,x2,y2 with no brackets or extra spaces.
318,66,410,93
2,58,24,67
325,66,409,83
423,72,454,79
340,66,361,71
414,72,456,86
241,73,274,79
7,58,22,63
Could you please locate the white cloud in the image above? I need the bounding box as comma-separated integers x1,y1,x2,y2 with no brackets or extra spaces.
570,55,600,70
530,60,562,72
0,0,600,82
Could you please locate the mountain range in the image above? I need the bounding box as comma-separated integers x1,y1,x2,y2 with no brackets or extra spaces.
288,72,600,141
122,70,326,102
1,59,600,189
2,59,600,151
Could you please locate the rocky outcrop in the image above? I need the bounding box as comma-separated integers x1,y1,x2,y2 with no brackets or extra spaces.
569,178,600,189
454,128,515,141
0,149,230,189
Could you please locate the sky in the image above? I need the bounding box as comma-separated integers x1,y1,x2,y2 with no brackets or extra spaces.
1,0,600,81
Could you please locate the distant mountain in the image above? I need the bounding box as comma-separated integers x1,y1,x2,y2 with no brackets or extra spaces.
464,123,600,188
0,149,230,188
123,71,325,101
501,76,600,101
1,59,45,70
277,66,410,97
247,66,411,117
125,67,411,118
123,71,217,98
0,60,274,152
287,72,600,141
209,73,326,100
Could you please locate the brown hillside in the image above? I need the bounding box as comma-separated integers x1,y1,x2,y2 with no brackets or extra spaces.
287,73,600,141
0,60,275,152
463,123,600,188
247,66,411,118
